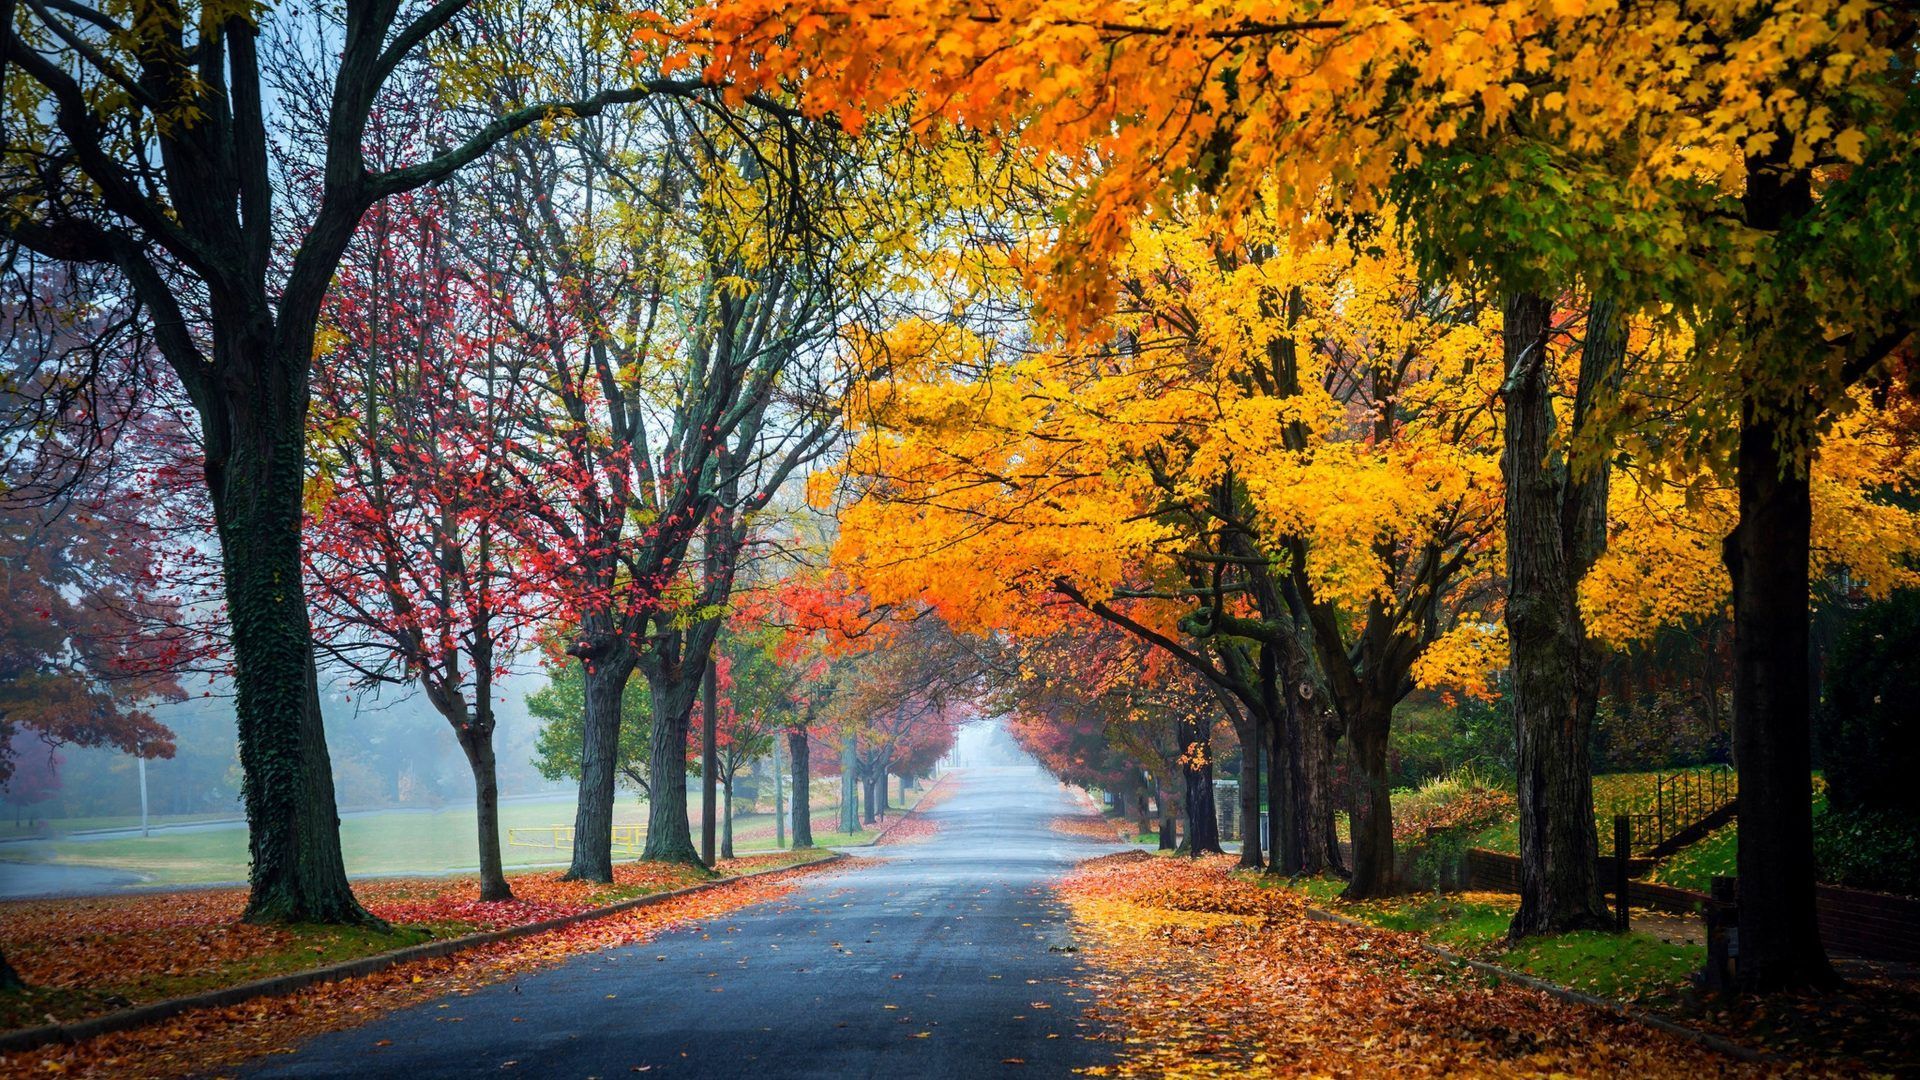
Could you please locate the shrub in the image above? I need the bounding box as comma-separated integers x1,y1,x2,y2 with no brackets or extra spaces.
1392,767,1516,843
1817,588,1920,819
1390,691,1514,788
1813,806,1920,897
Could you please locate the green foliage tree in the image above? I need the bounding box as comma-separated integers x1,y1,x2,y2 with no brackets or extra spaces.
530,661,656,798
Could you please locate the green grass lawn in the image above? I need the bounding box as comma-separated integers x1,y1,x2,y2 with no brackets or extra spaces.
6,780,930,886
7,787,890,886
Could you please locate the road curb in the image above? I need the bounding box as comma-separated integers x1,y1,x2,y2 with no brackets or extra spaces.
1295,902,1776,1065
0,852,843,1057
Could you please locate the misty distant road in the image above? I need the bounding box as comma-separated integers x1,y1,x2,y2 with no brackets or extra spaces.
243,766,1121,1079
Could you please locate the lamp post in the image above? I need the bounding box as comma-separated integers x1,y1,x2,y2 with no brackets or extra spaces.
701,661,718,866
137,749,149,838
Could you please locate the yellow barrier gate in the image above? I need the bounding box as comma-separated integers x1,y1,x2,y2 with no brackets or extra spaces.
507,824,645,855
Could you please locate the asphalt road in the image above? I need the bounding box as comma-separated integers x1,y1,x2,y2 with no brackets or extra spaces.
243,766,1121,1079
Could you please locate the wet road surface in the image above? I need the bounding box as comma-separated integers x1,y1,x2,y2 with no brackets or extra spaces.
244,766,1121,1079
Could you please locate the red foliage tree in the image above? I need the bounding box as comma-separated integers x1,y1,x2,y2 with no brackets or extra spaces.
305,178,551,902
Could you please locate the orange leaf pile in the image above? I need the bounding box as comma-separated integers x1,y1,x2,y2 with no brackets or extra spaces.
1059,852,1815,1078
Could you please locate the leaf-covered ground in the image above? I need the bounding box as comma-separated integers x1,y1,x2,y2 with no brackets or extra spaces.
1265,876,1704,1005
1052,814,1127,842
1,853,840,1068
1058,852,1826,1077
0,850,830,1034
873,814,940,845
0,854,839,1077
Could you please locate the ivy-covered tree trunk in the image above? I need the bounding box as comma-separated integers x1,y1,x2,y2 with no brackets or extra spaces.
642,668,704,866
1502,290,1611,937
458,727,513,901
1345,701,1397,899
789,728,814,849
564,639,636,882
210,385,367,925
1726,410,1834,990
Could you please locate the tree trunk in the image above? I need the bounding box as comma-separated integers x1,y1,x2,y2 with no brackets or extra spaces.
0,946,22,991
1345,703,1397,899
1238,733,1263,869
1179,714,1223,855
1282,642,1342,875
459,730,513,902
210,418,368,925
862,771,878,825
564,644,637,882
1502,290,1611,937
1266,695,1293,874
1157,776,1178,851
789,729,814,849
1133,772,1153,838
721,777,734,860
1302,701,1343,876
642,669,705,866
1726,410,1833,989
1724,150,1833,992
840,739,860,834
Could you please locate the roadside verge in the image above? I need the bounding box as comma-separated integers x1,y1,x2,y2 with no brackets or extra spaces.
0,851,840,1056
